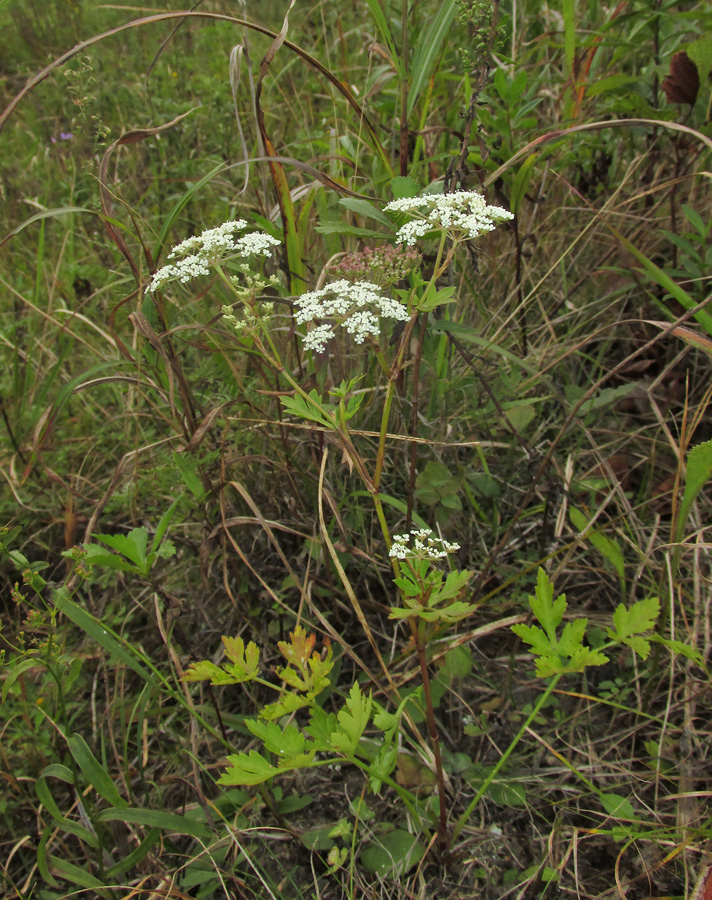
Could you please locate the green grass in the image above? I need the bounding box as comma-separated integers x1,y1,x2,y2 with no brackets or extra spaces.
1,0,712,898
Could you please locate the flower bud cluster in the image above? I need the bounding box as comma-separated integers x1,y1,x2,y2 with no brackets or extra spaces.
294,280,410,353
149,221,281,292
329,244,421,286
389,528,460,560
384,190,513,245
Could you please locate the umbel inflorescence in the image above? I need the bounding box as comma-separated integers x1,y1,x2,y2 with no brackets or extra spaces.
384,190,514,245
149,221,281,292
293,280,410,353
389,529,461,561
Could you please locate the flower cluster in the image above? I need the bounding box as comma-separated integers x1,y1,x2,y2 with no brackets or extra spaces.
149,220,281,292
384,190,514,245
294,280,410,353
389,529,460,561
329,244,421,286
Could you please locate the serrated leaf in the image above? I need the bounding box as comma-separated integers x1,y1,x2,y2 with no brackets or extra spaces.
650,635,704,665
511,623,553,657
222,635,260,679
93,527,148,570
331,683,372,756
219,750,279,786
306,705,339,748
610,597,660,640
247,720,310,760
529,569,567,640
280,391,333,427
181,660,228,683
260,693,310,721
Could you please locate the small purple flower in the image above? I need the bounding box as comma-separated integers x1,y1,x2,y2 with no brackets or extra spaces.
51,132,74,144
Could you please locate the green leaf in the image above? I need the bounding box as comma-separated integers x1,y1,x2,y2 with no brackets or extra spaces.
330,683,372,756
390,176,420,199
363,0,404,77
280,390,334,427
97,806,212,838
93,527,148,571
610,226,712,336
600,793,635,819
677,439,712,542
247,720,311,761
360,829,424,877
67,733,127,809
53,590,160,688
339,197,392,226
35,776,99,847
408,0,459,117
218,750,280,786
151,496,182,556
2,656,45,702
105,828,161,879
510,153,538,216
608,597,659,658
529,568,566,642
511,623,552,657
570,506,625,587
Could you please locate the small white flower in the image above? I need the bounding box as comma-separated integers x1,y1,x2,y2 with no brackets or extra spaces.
389,528,460,560
384,190,513,245
149,220,281,292
294,280,409,351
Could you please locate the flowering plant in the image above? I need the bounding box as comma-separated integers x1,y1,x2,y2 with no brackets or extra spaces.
384,189,514,245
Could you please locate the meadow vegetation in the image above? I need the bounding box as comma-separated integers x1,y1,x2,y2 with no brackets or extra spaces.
1,0,712,897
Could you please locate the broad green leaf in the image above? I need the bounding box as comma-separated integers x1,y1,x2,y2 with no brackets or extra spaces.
600,793,635,819
390,176,420,199
650,635,704,665
360,829,424,876
529,569,566,641
67,733,127,809
93,527,148,571
677,439,712,541
339,197,392,226
181,659,231,683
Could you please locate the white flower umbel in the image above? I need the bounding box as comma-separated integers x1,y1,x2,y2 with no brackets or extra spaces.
384,190,514,246
149,220,281,292
293,279,409,352
389,529,460,561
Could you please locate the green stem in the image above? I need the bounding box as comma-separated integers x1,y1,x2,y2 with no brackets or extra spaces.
448,672,563,850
